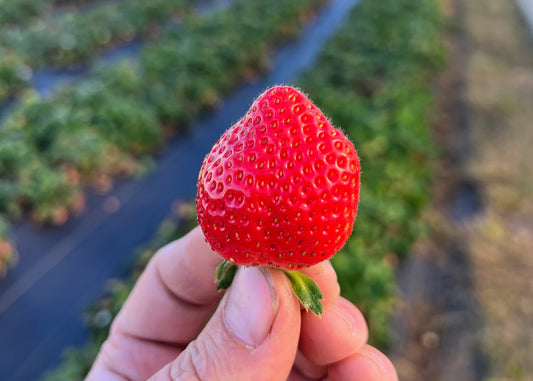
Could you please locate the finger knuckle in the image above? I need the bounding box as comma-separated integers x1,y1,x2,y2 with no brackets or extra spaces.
171,335,230,381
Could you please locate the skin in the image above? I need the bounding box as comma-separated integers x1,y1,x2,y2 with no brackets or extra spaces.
86,226,398,381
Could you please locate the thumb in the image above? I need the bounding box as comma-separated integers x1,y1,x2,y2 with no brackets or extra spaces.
149,267,301,381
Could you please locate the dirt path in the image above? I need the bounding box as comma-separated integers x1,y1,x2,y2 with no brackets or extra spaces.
464,0,533,378
390,0,533,380
389,1,486,379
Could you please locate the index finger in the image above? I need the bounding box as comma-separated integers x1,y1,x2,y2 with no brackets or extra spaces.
111,226,223,345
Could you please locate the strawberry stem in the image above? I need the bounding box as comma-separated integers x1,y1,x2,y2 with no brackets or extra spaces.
215,260,237,290
283,270,323,316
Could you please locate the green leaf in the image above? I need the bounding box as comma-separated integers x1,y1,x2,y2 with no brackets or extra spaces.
283,270,323,316
215,260,237,290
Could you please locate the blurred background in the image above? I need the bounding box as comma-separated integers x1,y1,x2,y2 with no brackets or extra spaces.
0,0,531,380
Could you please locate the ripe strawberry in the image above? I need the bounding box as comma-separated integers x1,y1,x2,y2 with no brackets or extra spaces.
196,86,360,269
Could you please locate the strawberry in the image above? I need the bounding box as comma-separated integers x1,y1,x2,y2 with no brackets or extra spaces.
196,86,360,270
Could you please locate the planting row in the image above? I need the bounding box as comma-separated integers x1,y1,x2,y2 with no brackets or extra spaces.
0,0,195,103
0,0,326,273
0,0,98,27
1,0,195,67
300,0,444,346
0,47,30,104
43,0,445,376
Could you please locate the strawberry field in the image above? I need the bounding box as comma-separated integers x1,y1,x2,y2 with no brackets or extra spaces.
0,0,328,276
0,0,447,379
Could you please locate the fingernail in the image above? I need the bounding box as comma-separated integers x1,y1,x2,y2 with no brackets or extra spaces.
223,267,279,347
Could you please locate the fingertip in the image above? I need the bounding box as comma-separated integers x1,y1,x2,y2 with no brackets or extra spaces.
299,260,340,306
293,350,327,380
156,226,222,305
328,344,398,381
182,226,222,268
300,297,367,365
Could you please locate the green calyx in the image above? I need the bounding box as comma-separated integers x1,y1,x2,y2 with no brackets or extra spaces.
283,269,323,316
215,260,324,316
215,260,238,290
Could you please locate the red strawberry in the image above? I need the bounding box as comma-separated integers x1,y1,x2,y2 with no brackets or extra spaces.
196,86,360,269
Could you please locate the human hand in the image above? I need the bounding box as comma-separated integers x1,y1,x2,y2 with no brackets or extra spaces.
86,226,398,380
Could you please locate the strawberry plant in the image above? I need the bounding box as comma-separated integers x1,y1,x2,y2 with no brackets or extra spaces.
0,47,30,104
0,0,47,26
299,0,444,345
18,159,76,224
0,216,15,277
141,0,326,126
0,0,101,27
0,0,194,68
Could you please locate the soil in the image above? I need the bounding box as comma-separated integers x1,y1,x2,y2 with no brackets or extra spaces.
463,0,533,378
390,0,533,380
389,0,487,379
